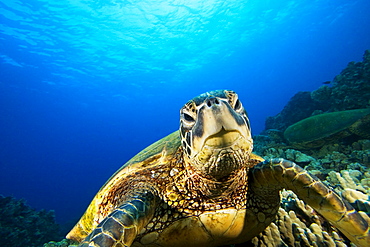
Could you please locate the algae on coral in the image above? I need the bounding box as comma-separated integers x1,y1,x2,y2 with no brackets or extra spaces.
283,108,370,149
0,195,62,247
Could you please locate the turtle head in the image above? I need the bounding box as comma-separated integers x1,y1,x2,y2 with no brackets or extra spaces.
180,90,253,180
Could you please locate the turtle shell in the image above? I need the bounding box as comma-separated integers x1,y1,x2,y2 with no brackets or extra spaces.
66,131,181,242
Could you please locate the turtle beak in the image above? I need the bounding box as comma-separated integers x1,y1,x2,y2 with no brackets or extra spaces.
191,96,252,156
204,127,241,148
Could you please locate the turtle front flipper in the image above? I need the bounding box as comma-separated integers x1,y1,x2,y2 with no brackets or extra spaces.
251,158,370,247
79,187,158,247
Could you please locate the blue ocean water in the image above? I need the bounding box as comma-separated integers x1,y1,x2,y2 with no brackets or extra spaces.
0,0,369,227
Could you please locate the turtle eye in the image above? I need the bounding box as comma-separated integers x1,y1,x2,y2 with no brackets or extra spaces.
183,113,195,122
234,99,242,111
225,90,243,112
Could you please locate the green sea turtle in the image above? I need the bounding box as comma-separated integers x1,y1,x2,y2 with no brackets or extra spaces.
284,108,370,149
66,90,369,247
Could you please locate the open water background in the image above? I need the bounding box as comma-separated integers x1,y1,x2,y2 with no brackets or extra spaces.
0,0,369,225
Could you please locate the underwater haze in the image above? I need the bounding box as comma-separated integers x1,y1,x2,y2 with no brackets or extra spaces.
1,0,370,226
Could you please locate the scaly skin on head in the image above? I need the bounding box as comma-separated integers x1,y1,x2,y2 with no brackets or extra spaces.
179,90,253,181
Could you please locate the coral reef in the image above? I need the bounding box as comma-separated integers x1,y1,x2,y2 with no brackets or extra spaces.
44,239,78,247
283,108,370,149
239,146,370,247
249,50,370,246
341,189,370,215
0,195,62,247
254,138,370,183
251,138,370,246
265,91,322,131
265,50,370,137
312,50,370,112
246,191,349,247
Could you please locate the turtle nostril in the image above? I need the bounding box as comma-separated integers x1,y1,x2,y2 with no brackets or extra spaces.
206,97,219,107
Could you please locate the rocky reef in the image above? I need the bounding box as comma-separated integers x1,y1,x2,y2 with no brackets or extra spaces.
249,50,370,246
248,191,353,247
259,50,370,151
312,51,370,112
0,195,62,247
248,140,370,246
265,50,370,135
